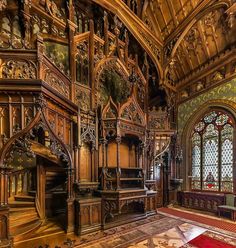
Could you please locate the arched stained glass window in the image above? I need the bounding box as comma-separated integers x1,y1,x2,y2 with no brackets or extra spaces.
191,110,234,192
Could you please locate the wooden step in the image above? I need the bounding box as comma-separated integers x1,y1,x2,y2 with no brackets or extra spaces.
13,219,42,243
10,214,39,232
9,201,35,208
10,207,35,213
14,195,35,202
28,190,36,197
9,210,38,226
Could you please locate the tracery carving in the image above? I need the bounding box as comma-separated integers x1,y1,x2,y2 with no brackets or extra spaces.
32,13,66,38
75,87,90,111
0,60,37,79
0,15,30,49
4,132,35,167
81,124,96,146
39,0,66,23
44,70,70,98
102,98,118,119
164,36,178,60
148,107,170,130
120,101,144,126
139,30,161,61
184,27,202,51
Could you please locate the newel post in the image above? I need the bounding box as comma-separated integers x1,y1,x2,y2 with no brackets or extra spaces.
0,166,12,247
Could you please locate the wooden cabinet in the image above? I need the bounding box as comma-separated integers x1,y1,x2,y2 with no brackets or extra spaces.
75,197,102,235
100,189,147,228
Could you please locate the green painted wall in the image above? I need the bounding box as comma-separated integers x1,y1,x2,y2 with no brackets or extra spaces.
178,78,236,135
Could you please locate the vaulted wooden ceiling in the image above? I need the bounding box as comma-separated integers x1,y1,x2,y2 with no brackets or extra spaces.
142,0,236,87
143,0,202,41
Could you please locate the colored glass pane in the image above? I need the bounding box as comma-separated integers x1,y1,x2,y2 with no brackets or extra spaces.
191,133,201,190
191,111,234,193
221,124,233,192
215,114,228,126
194,122,205,132
204,111,217,123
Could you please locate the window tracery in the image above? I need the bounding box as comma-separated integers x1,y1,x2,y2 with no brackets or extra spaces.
191,110,234,192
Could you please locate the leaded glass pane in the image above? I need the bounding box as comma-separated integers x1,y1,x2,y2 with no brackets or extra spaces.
215,114,228,126
221,124,233,192
191,111,234,193
194,122,205,132
191,133,201,190
204,111,217,123
202,124,219,191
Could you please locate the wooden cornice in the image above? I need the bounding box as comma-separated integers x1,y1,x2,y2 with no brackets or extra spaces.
0,80,78,114
177,44,236,91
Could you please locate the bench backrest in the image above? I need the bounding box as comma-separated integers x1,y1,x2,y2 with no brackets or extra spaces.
225,194,235,206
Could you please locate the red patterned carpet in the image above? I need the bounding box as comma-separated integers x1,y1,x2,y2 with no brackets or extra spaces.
158,207,236,233
183,231,236,248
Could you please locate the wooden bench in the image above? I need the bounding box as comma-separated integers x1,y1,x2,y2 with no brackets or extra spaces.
217,194,236,221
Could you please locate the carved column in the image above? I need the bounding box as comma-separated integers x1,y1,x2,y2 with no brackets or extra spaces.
74,146,79,183
66,167,74,233
0,166,12,247
91,144,95,182
68,19,77,102
104,12,109,56
101,138,107,169
36,34,45,80
141,142,145,172
105,141,108,168
100,138,107,189
36,161,46,220
135,145,139,168
89,19,95,109
116,136,121,190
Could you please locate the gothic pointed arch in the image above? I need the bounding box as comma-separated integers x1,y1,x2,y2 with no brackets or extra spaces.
119,93,146,127
0,96,73,169
102,97,119,120
181,99,236,192
95,57,131,106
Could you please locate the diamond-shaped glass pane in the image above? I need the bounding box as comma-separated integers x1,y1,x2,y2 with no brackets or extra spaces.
191,111,234,192
221,124,233,192
202,124,219,191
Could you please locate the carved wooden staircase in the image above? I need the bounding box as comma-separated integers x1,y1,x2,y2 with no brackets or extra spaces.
9,195,42,242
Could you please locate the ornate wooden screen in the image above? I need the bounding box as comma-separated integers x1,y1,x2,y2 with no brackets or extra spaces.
191,110,234,192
